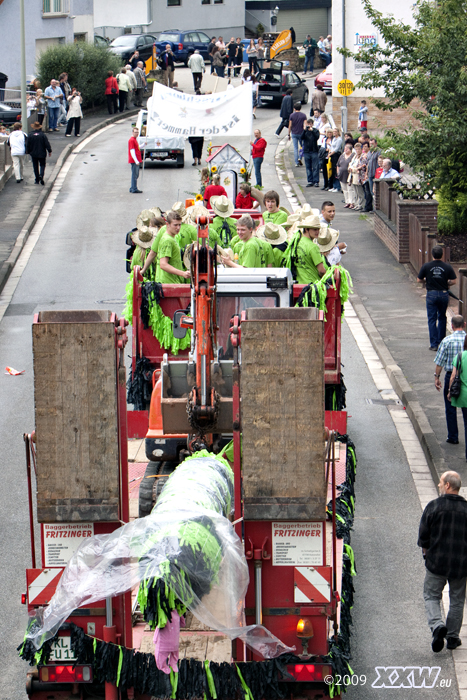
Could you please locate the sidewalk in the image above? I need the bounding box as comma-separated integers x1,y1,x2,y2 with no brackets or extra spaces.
279,138,466,485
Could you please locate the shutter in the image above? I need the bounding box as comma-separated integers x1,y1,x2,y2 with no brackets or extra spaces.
276,8,329,43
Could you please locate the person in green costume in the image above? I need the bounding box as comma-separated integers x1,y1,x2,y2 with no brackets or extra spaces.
130,208,165,276
220,215,262,268
256,221,288,267
141,212,190,283
262,190,289,225
209,195,237,246
285,214,326,284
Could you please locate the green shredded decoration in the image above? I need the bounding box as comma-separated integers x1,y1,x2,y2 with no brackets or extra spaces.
170,667,179,699
344,544,356,577
236,665,254,700
116,647,124,686
205,660,217,699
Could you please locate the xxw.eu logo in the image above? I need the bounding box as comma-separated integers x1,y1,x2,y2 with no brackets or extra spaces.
372,667,448,688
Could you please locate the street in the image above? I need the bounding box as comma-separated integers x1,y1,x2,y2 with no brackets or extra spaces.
0,100,460,699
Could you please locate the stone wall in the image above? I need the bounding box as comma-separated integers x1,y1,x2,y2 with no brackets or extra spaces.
275,48,326,72
373,180,438,264
332,96,423,135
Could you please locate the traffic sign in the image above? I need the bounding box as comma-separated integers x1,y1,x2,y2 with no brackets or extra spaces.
337,79,355,96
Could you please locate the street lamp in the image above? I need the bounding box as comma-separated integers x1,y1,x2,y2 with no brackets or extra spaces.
270,5,279,29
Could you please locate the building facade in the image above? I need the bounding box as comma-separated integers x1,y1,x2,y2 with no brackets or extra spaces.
0,0,94,89
331,0,416,133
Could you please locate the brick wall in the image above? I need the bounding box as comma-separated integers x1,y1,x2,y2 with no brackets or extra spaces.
332,96,423,135
373,180,438,263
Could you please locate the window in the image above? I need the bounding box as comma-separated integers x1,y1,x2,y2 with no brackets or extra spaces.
198,32,210,43
167,0,181,6
43,0,69,15
213,0,223,4
201,0,211,4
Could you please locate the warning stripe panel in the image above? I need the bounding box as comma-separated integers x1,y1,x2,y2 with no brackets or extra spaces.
27,568,64,605
294,566,331,604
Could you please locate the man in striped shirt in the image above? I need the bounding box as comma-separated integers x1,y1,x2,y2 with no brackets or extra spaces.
434,315,466,444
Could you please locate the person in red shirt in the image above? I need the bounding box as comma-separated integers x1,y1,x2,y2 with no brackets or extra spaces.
374,155,384,180
250,128,267,186
203,173,228,207
236,182,255,209
128,127,143,193
104,70,119,115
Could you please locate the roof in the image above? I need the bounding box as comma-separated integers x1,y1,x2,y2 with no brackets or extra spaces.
206,143,248,165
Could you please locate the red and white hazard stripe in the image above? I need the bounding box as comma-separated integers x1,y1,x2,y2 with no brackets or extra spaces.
27,568,63,605
294,566,331,604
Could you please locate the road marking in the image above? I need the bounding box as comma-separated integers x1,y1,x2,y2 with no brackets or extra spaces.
0,123,118,324
345,299,467,681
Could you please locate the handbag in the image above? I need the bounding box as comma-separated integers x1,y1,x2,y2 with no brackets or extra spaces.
450,352,463,398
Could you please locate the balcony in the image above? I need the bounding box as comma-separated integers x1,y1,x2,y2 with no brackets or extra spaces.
42,0,70,17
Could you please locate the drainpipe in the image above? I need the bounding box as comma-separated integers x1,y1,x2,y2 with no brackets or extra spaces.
341,0,347,133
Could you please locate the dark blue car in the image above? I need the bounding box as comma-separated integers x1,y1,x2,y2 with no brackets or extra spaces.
155,30,212,66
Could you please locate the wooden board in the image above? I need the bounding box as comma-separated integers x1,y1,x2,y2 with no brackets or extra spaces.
241,308,326,520
32,311,120,522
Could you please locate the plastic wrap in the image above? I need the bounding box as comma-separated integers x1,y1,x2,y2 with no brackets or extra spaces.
25,454,293,659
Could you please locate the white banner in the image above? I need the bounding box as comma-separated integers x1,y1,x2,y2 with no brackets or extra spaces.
147,82,253,139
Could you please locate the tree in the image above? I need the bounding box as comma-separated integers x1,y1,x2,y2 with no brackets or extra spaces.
342,0,467,202
37,43,121,108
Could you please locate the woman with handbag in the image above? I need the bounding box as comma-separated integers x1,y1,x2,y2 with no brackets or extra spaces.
347,142,364,210
321,129,333,191
448,338,467,459
104,71,119,115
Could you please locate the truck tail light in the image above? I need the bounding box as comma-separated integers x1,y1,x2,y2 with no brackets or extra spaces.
286,664,332,681
39,666,93,683
178,43,183,51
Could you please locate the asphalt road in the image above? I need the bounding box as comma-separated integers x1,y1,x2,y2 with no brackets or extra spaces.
0,106,459,699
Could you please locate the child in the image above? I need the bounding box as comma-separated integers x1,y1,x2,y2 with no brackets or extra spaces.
316,227,347,266
236,182,254,209
374,155,384,180
262,190,288,225
358,100,368,131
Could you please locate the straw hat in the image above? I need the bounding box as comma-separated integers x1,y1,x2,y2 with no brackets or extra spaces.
150,206,162,218
216,244,234,263
316,227,340,253
31,121,43,130
297,204,320,220
283,213,301,230
136,209,154,230
183,242,197,271
297,214,321,229
171,201,186,218
211,195,234,218
256,222,287,246
184,204,210,225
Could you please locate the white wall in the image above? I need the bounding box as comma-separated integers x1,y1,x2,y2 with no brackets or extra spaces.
94,0,148,28
73,14,94,41
332,0,415,97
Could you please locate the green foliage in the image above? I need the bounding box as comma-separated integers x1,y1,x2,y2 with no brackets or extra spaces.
392,180,436,200
256,23,265,37
37,43,121,108
340,0,467,231
437,190,467,235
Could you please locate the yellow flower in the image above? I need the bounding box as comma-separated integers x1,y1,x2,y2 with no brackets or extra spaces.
211,165,217,173
195,194,203,201
240,167,246,174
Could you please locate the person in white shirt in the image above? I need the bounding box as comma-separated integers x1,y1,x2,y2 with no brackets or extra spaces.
125,65,137,109
8,122,28,182
187,50,205,93
379,158,401,179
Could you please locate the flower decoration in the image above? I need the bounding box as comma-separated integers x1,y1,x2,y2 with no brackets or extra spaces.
211,165,217,173
240,167,246,174
195,194,203,201
224,177,231,186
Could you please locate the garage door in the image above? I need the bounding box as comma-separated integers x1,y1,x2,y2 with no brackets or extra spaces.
276,8,329,43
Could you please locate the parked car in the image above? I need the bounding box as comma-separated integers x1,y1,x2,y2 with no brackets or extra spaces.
314,63,332,93
256,60,308,107
94,35,110,47
155,30,212,66
109,34,157,64
0,102,21,126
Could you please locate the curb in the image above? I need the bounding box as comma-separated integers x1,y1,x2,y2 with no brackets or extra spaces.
0,109,140,296
281,140,446,486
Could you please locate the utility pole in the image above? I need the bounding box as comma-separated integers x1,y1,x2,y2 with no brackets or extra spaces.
341,0,347,134
20,0,28,130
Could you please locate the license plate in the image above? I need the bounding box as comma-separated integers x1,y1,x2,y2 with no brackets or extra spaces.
50,637,76,662
154,151,168,157
261,96,273,101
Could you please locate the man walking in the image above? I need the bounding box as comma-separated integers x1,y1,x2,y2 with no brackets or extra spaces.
128,127,143,194
417,246,457,350
44,79,62,132
250,129,267,187
434,315,466,444
133,62,147,106
303,35,317,75
276,89,293,136
125,65,137,109
26,121,51,185
311,84,327,115
8,122,28,182
288,102,307,167
158,45,175,87
187,50,205,93
418,470,467,652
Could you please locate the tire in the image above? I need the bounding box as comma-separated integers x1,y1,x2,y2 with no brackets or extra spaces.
138,461,161,518
301,89,309,105
152,462,175,506
176,154,185,168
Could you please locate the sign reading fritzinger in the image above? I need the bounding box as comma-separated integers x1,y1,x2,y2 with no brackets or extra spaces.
147,82,253,138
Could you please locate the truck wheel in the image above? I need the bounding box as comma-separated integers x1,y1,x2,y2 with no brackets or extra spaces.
138,461,161,518
176,155,185,168
152,462,174,506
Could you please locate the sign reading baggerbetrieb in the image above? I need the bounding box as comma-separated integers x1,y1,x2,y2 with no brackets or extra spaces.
272,522,324,566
